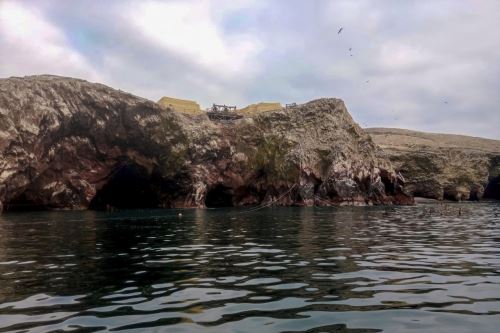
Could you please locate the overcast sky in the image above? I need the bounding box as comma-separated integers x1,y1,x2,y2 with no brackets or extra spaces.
1,0,499,139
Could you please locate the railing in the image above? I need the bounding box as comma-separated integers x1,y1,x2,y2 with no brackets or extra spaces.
207,104,237,113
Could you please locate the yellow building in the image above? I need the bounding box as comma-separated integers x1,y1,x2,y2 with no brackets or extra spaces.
157,96,203,115
237,102,282,115
157,97,283,117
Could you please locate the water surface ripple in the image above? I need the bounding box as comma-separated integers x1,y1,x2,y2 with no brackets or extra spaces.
0,203,499,332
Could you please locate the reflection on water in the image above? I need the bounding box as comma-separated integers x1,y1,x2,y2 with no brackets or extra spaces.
0,203,499,332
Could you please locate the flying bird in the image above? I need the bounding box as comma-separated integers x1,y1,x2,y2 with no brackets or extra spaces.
338,27,343,34
349,47,352,51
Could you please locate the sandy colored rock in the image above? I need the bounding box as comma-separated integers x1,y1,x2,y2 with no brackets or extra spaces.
366,128,500,201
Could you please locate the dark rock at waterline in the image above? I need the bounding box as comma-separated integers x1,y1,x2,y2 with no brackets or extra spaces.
366,128,500,201
0,75,411,211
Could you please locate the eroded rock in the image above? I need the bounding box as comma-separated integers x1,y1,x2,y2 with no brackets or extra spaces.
367,128,500,201
0,75,412,211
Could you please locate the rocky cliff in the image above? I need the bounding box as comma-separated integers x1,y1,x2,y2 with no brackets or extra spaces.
366,128,500,201
0,75,410,211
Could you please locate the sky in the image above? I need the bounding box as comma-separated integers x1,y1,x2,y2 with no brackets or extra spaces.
1,0,499,139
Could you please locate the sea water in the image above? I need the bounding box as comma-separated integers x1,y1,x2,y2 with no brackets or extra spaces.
0,203,499,332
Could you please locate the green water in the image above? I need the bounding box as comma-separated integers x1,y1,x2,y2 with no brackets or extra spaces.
0,203,499,332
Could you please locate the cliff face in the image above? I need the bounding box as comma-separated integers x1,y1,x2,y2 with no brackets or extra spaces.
180,99,411,208
366,128,500,201
0,75,189,211
0,75,410,211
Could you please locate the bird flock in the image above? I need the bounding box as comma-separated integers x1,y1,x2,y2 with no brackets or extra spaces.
336,25,449,124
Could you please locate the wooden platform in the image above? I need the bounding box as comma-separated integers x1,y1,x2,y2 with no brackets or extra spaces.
207,111,243,123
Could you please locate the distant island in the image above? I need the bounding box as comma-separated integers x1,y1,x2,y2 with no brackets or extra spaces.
0,75,498,212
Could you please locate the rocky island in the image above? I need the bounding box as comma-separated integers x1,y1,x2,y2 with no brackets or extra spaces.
0,75,498,211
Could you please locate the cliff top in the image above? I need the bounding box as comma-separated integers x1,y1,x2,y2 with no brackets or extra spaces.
366,127,500,154
157,94,283,116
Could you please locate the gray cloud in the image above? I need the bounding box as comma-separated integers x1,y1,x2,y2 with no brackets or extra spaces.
0,0,499,138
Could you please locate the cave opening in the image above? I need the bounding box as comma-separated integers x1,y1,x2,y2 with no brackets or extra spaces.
443,190,458,202
89,163,160,210
205,184,234,207
484,176,500,200
4,192,47,212
380,170,395,195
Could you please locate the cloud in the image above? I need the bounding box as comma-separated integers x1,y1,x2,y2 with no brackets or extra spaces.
0,1,100,81
0,0,499,138
125,0,261,78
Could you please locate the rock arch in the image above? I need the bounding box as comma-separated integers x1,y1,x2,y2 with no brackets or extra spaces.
484,176,500,200
205,184,234,207
89,163,160,210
